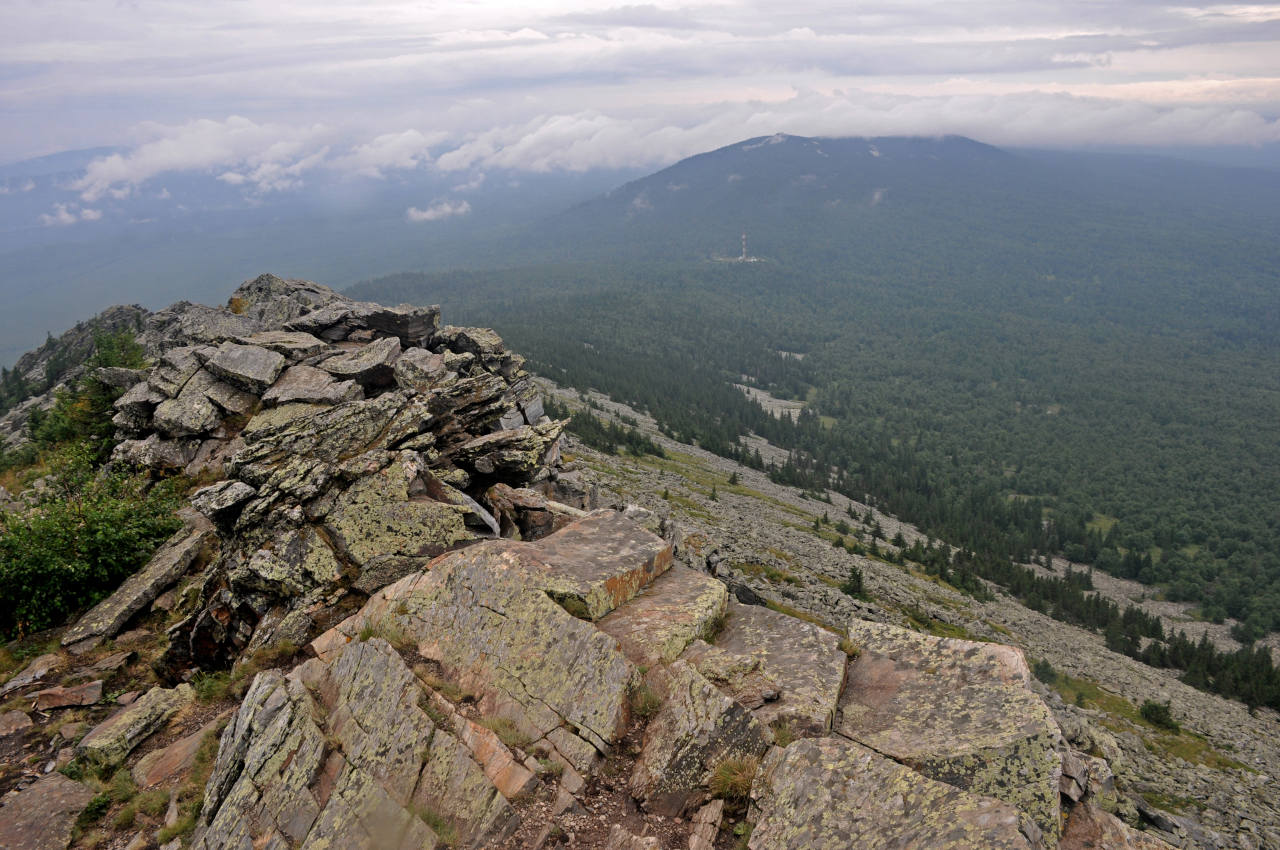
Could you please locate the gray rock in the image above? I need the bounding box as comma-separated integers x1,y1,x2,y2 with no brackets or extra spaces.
318,337,401,389
205,342,287,394
630,661,769,816
193,639,517,850
77,684,195,770
191,480,258,525
237,330,330,360
0,652,61,696
92,366,147,389
749,737,1044,849
153,392,221,437
148,346,205,398
393,347,452,391
112,433,200,470
262,363,363,407
0,773,96,850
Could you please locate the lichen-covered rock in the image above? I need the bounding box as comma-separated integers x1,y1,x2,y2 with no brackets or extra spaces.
323,460,472,567
0,773,96,850
316,531,643,764
0,652,61,697
238,330,330,360
630,661,769,816
191,480,257,526
112,432,200,470
394,348,453,391
679,639,780,710
192,639,517,850
598,565,728,668
534,509,674,622
319,336,401,388
261,363,362,406
837,619,1062,843
205,342,287,394
77,683,195,770
714,600,845,735
61,511,214,649
749,737,1045,850
451,421,565,477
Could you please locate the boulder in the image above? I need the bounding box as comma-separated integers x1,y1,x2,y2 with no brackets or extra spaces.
434,325,504,358
261,364,362,407
238,330,330,360
714,600,845,735
319,336,402,389
1061,801,1177,850
604,825,661,850
0,709,32,740
191,480,257,526
837,619,1062,842
630,661,769,816
393,348,452,391
33,680,103,710
62,513,214,649
0,773,96,850
450,422,565,478
192,639,517,850
113,433,200,470
749,737,1044,850
77,683,195,770
204,341,287,393
148,346,205,398
598,565,728,668
152,392,220,437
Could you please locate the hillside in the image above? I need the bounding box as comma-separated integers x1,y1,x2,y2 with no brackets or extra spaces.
349,134,1280,647
1,277,1261,848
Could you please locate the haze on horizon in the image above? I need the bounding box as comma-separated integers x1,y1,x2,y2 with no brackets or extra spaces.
4,0,1280,204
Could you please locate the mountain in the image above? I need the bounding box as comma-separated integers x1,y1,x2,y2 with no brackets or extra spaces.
349,134,1280,647
2,277,1268,848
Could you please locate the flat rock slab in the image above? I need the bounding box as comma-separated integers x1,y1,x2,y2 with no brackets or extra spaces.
0,652,61,696
205,342,286,393
132,713,227,788
319,336,401,388
62,515,214,649
534,509,673,621
630,661,769,816
192,639,515,850
749,737,1044,850
714,600,845,735
838,619,1062,841
598,565,728,668
0,773,96,850
33,680,103,710
317,536,638,763
1061,802,1176,850
262,364,361,407
0,710,32,739
238,330,330,360
77,683,194,770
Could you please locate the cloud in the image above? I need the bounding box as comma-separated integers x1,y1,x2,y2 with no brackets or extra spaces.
38,202,101,226
72,116,331,200
330,129,446,178
405,199,471,222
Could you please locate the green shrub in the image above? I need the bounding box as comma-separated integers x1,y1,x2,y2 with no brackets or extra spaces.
0,445,181,636
1140,699,1180,732
1032,659,1058,685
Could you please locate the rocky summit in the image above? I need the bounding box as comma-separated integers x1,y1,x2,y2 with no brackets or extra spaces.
0,275,1186,849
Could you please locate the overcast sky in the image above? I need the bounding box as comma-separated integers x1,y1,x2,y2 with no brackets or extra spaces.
3,0,1280,197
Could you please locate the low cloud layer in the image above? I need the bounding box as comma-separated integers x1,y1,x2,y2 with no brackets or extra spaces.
4,0,1279,209
405,199,472,222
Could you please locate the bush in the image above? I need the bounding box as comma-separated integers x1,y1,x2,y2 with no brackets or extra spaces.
0,445,182,636
1032,659,1058,685
1139,699,1180,732
709,756,759,802
840,565,865,599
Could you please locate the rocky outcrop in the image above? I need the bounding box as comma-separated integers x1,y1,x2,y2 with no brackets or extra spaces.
193,639,518,850
69,273,572,677
0,773,97,850
749,737,1045,849
77,683,195,770
837,618,1064,843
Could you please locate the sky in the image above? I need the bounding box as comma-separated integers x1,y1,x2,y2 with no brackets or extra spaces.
3,0,1280,199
